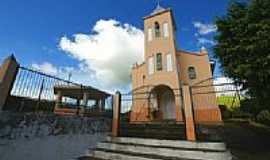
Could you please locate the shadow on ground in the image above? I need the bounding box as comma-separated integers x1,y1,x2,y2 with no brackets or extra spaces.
223,120,270,160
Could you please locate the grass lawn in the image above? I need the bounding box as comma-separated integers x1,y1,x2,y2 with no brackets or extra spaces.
223,119,270,160
217,96,242,111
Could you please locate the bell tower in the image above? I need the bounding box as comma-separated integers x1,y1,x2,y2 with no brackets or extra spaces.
143,3,178,79
143,4,178,74
141,4,183,122
143,4,177,58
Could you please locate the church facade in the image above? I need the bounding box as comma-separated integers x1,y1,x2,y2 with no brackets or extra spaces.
130,6,222,124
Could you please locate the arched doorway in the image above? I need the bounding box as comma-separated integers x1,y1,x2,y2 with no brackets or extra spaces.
149,85,176,120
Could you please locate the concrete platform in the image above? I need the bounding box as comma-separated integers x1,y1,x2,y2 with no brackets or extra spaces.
79,137,232,160
106,137,227,151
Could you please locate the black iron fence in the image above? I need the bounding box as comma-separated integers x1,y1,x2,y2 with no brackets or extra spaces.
10,66,79,101
6,66,113,114
191,77,244,110
190,77,248,122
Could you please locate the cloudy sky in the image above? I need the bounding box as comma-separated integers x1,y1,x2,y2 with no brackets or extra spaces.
0,0,229,92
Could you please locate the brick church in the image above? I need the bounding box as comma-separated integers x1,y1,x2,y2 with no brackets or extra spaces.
130,5,222,124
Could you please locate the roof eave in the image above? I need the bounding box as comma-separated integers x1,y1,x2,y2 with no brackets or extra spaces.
143,8,177,31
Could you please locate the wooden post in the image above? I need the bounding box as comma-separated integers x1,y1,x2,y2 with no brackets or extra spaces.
0,55,19,111
112,91,121,137
94,99,99,112
182,85,196,141
82,92,89,114
100,98,106,112
54,90,62,114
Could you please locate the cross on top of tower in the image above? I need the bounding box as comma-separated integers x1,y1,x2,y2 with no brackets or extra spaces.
151,0,166,15
157,0,161,7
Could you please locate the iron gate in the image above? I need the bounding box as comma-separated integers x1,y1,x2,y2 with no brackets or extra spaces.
118,85,186,139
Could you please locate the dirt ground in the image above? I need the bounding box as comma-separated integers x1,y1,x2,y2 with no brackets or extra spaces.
223,120,270,160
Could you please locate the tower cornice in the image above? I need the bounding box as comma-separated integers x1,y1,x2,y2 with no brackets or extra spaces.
143,8,177,31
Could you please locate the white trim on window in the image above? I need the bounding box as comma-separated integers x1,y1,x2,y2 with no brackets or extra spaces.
148,57,154,75
166,53,173,72
148,28,153,42
163,23,169,37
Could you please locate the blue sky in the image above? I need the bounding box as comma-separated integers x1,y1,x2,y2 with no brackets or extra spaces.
0,0,230,91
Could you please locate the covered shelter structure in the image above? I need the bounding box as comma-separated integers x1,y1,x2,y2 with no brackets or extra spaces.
53,84,112,116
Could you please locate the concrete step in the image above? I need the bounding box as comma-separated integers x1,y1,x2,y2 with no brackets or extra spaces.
106,137,227,152
79,150,200,160
121,120,183,125
120,123,186,140
121,126,185,131
121,123,185,127
95,142,232,160
120,131,185,140
91,150,164,160
78,136,232,160
78,154,104,160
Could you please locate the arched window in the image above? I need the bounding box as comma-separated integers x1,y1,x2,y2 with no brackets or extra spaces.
188,66,196,80
154,22,160,37
156,53,162,71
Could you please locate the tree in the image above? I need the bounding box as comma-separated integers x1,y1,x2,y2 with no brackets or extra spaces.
214,0,270,115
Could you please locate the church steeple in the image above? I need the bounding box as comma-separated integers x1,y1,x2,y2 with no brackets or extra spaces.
151,1,166,15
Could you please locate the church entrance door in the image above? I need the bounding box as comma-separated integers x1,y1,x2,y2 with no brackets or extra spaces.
160,89,176,120
150,85,176,121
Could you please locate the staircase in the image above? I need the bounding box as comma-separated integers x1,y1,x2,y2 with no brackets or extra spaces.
78,121,231,160
119,121,186,140
78,136,232,160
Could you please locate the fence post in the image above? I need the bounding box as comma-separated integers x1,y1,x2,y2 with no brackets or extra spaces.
182,84,196,141
0,55,19,111
36,79,44,112
112,91,121,137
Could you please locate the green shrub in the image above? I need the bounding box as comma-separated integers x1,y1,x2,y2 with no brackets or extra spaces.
218,96,241,111
256,110,270,126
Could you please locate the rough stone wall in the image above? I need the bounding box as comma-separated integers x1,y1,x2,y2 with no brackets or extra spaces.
4,96,55,112
0,112,111,160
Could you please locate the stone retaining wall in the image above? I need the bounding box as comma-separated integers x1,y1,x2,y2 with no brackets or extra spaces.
0,112,111,160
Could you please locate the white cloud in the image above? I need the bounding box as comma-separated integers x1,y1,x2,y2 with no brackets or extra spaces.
32,62,58,75
197,37,216,45
193,22,217,35
59,19,144,89
32,62,97,85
